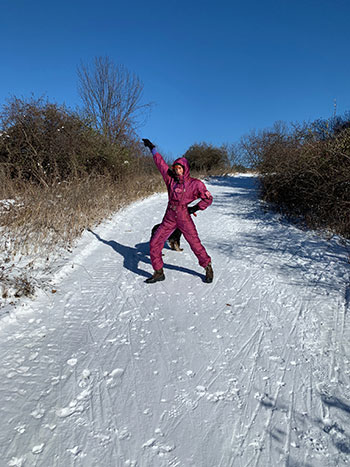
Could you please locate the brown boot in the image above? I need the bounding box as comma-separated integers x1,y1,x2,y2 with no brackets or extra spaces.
145,268,165,284
205,263,213,283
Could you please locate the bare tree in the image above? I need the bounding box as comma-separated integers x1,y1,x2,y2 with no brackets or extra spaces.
77,57,150,143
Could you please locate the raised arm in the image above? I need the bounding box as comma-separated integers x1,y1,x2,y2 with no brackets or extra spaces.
142,138,171,184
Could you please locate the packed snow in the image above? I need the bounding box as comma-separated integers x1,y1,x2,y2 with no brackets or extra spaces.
0,175,350,466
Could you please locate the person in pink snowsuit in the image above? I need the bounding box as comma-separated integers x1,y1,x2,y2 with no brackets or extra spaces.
142,139,214,284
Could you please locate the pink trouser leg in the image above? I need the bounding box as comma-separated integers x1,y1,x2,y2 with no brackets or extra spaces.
150,213,177,270
150,208,211,271
178,215,211,268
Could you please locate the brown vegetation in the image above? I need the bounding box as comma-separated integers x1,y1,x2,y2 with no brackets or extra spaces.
0,93,163,259
184,142,230,172
239,116,350,238
0,173,164,257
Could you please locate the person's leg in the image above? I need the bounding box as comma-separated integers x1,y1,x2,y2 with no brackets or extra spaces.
149,214,177,270
178,215,211,268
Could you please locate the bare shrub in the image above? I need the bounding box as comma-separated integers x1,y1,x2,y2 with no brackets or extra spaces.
225,142,251,172
0,96,119,183
238,121,290,171
0,95,158,188
245,117,350,238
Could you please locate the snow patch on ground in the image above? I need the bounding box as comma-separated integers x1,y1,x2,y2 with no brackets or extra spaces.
0,176,350,466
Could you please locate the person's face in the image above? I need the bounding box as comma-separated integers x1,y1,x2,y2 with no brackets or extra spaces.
174,164,184,176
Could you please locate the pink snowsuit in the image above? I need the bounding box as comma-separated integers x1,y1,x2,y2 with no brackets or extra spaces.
150,148,213,271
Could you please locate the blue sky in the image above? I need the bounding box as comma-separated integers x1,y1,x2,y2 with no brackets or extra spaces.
2,0,350,159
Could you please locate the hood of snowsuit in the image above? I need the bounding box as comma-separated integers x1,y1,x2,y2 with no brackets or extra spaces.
172,157,190,181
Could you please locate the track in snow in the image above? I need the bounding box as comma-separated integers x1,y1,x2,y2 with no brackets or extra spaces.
0,175,350,466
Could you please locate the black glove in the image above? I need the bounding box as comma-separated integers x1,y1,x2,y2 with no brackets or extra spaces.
188,204,200,215
142,138,155,151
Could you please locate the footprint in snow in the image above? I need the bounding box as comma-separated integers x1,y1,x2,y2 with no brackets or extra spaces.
142,438,175,455
117,427,131,440
105,368,124,386
67,358,78,367
28,351,39,361
14,424,26,434
56,389,91,418
56,404,78,419
8,457,25,467
67,446,81,456
78,369,91,388
31,405,45,419
32,443,45,454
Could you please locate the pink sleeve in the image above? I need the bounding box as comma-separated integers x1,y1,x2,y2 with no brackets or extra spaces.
196,180,213,210
152,148,171,184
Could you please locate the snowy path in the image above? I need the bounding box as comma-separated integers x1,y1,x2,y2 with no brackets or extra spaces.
1,175,350,467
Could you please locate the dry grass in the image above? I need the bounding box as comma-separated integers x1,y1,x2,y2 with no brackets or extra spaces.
0,172,165,258
0,167,219,303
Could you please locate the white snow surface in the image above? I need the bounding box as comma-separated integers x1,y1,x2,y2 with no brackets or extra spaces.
1,175,350,466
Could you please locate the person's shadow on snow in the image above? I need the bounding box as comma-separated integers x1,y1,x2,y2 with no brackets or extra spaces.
88,229,205,281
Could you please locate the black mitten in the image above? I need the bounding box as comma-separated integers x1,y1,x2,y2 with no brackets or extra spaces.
142,138,155,151
188,204,200,215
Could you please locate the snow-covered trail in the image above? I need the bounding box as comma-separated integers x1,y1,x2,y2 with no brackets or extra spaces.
1,175,350,467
